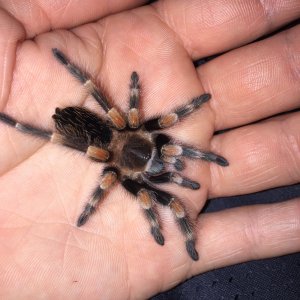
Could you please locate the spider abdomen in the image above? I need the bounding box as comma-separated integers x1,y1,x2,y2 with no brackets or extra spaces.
52,106,112,149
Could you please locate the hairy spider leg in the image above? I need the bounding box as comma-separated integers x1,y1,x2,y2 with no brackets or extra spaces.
162,143,229,167
0,111,110,163
154,133,185,171
169,199,199,261
143,93,211,131
0,112,53,139
122,178,199,261
77,167,118,226
52,48,126,130
122,178,165,245
161,155,185,171
154,133,229,167
128,71,140,129
146,172,200,190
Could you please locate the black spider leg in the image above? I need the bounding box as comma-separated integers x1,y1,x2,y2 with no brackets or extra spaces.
161,155,185,171
77,167,118,226
143,93,211,131
127,71,140,129
52,48,126,130
122,178,199,261
146,172,200,190
162,143,229,167
0,111,110,163
0,112,52,139
153,133,185,171
122,178,164,246
154,133,229,167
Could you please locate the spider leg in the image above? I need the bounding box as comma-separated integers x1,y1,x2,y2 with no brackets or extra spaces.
122,178,164,245
161,155,185,171
0,112,52,139
0,112,110,162
143,93,211,131
52,48,126,130
154,133,229,167
77,167,118,226
146,172,200,190
151,133,184,171
162,143,229,167
169,198,199,261
127,71,140,129
122,178,199,261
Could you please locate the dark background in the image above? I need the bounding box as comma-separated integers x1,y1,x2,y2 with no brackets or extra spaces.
149,9,300,300
153,184,300,300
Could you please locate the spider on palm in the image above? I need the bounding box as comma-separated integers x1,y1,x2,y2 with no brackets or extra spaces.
0,49,229,261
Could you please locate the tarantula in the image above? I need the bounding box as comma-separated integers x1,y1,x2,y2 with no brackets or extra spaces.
0,49,229,261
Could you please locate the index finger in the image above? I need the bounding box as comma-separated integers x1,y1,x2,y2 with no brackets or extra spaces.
153,0,300,59
0,0,147,38
199,25,300,130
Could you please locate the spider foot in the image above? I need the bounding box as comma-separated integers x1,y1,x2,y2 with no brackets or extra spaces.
151,226,165,246
186,239,199,261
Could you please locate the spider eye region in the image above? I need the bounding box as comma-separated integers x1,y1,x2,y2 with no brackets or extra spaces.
121,135,152,170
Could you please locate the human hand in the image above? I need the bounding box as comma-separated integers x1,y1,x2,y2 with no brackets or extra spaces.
0,0,299,298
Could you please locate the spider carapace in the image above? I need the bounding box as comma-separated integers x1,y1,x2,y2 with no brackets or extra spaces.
0,49,229,261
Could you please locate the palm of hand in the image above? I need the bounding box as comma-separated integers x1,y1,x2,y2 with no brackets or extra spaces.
0,7,216,298
0,1,299,299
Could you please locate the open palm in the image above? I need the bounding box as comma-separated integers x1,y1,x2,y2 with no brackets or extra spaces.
0,1,299,299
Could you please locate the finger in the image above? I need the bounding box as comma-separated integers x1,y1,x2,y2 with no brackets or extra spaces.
209,112,300,197
0,10,27,173
153,0,300,59
0,9,25,108
198,25,300,130
191,198,300,275
0,0,147,38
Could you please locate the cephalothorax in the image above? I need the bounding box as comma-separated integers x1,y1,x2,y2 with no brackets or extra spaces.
0,49,229,261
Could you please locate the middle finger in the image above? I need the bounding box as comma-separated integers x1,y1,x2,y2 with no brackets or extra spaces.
197,24,300,131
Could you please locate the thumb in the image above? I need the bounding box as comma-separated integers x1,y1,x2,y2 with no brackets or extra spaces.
0,9,25,110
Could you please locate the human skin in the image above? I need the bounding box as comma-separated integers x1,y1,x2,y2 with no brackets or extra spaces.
0,0,299,299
